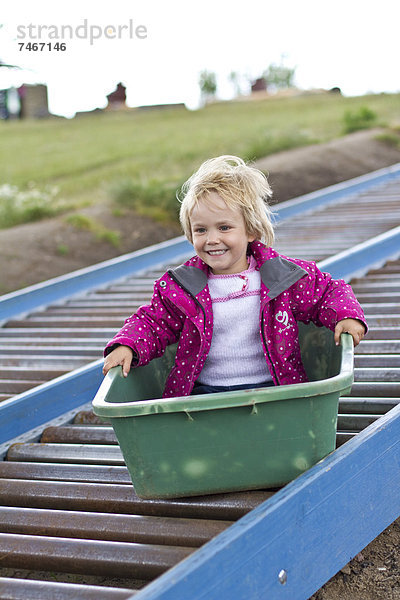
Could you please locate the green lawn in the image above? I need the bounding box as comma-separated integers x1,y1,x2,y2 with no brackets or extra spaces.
0,91,399,225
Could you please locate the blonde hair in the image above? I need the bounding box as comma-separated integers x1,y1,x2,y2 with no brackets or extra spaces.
178,155,274,246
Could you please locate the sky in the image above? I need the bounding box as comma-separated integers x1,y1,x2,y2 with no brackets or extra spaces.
0,0,399,118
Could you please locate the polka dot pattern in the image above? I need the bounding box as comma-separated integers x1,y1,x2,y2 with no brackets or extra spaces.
104,241,367,396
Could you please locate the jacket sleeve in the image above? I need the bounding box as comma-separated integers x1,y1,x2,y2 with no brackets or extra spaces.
290,260,368,332
104,281,185,367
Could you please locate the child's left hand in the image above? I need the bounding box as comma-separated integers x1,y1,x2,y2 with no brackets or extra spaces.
334,318,366,347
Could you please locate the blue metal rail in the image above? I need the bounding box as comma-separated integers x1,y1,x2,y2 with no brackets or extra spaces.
1,163,400,598
1,222,399,453
1,162,399,323
134,403,400,600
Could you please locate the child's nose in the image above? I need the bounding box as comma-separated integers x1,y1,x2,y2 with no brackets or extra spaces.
207,230,220,244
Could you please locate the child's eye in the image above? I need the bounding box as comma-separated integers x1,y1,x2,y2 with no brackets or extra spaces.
194,227,206,234
220,225,231,231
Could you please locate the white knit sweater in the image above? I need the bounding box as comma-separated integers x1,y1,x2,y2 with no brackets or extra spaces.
197,258,273,386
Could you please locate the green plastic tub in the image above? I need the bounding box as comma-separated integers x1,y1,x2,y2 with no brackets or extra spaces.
93,324,354,498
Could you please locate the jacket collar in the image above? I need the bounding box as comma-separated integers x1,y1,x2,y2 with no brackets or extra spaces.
168,241,307,300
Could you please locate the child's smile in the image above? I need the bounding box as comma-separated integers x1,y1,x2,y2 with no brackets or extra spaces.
190,192,254,274
207,249,227,255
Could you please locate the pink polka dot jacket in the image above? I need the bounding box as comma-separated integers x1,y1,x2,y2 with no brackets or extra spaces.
104,241,367,398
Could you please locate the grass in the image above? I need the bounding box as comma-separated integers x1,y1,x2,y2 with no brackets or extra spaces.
342,106,378,133
0,91,399,225
65,213,121,247
375,126,400,149
0,183,67,228
56,243,69,256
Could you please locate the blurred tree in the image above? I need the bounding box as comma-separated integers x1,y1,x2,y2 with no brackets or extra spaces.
0,26,19,69
0,25,21,120
263,58,296,91
199,70,217,104
229,71,242,97
0,60,18,68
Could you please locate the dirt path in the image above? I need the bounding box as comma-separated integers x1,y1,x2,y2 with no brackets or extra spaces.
1,128,399,296
255,127,400,203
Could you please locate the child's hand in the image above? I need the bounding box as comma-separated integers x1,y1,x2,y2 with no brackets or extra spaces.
103,345,134,377
334,318,366,347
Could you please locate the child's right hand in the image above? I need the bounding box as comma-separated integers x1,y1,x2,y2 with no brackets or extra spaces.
103,345,134,378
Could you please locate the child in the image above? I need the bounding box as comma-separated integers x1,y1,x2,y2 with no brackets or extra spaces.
103,155,367,397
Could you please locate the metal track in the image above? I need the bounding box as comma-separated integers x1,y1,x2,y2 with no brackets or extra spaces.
0,172,399,598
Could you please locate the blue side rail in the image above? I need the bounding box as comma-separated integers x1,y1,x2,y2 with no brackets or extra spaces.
134,403,400,600
1,222,399,450
1,162,399,323
0,227,399,598
1,164,400,598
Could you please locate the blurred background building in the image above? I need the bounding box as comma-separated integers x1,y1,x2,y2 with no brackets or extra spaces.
0,83,49,119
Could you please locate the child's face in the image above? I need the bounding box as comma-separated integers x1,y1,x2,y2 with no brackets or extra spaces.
190,192,254,274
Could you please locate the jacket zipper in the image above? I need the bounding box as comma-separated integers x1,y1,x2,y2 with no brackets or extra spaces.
168,269,280,388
